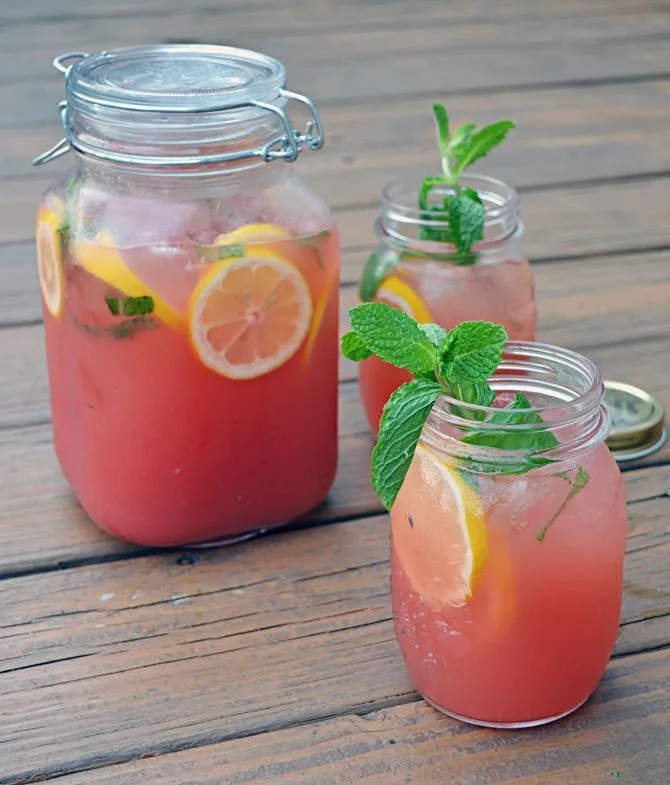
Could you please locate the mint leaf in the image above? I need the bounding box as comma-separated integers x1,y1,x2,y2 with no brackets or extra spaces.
105,295,154,317
195,243,245,261
449,381,495,423
432,104,450,159
536,466,590,542
452,120,515,175
439,321,507,384
359,249,399,301
419,323,448,348
341,332,372,361
120,296,154,317
447,193,486,255
371,379,442,509
349,303,437,376
105,296,120,316
298,237,326,269
461,394,558,449
449,123,476,159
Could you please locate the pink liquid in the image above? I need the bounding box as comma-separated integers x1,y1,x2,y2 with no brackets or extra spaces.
390,443,627,725
359,258,537,432
43,231,339,546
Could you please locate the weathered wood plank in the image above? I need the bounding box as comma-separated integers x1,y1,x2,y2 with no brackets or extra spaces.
5,3,670,85
3,0,667,37
50,647,670,784
5,34,670,130
0,468,668,782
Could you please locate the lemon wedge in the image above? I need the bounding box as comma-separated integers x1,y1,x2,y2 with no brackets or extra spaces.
36,206,65,318
72,233,182,329
188,250,312,380
391,444,488,608
214,223,292,245
376,275,431,323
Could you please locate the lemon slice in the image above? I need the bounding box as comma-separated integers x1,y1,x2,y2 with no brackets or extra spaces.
376,275,431,323
73,233,182,329
215,223,291,245
36,206,65,318
189,250,312,380
391,444,488,608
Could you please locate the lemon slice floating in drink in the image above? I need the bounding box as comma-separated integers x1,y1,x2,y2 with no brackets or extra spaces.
189,249,313,380
73,233,183,329
215,223,291,245
215,222,333,366
36,206,65,318
391,443,488,608
376,275,431,323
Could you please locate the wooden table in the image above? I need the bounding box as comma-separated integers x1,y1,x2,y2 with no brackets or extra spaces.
1,0,670,782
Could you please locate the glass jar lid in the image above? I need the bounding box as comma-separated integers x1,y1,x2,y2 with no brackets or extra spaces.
66,45,285,114
32,45,324,168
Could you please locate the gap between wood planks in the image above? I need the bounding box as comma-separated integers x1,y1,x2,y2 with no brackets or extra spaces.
1,451,669,584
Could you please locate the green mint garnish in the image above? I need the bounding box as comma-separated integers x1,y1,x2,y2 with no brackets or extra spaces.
340,332,372,361
371,378,443,511
418,104,514,255
359,248,400,302
438,321,506,384
536,466,590,543
349,302,437,378
298,234,328,269
359,105,514,301
342,303,586,513
105,296,120,316
105,295,155,317
195,243,245,262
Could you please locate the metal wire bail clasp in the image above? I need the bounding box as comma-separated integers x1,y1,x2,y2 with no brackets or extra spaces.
259,88,325,163
32,52,90,167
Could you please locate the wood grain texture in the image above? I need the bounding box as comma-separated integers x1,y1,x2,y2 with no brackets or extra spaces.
0,462,668,782
6,29,670,130
50,647,670,784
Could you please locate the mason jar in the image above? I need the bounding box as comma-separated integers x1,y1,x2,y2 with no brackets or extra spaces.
33,46,339,546
358,175,536,433
390,342,626,727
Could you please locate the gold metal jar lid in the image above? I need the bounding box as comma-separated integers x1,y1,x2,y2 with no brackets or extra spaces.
604,380,666,462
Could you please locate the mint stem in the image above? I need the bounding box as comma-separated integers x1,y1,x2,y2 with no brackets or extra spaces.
536,466,590,542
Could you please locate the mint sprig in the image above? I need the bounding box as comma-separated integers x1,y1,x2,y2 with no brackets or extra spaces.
359,105,514,301
418,104,514,255
342,304,565,510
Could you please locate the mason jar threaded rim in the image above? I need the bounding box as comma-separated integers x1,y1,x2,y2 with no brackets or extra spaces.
377,174,522,256
422,341,610,469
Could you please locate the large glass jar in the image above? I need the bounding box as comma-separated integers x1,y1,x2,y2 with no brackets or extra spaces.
33,46,339,546
359,175,536,433
390,342,626,727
